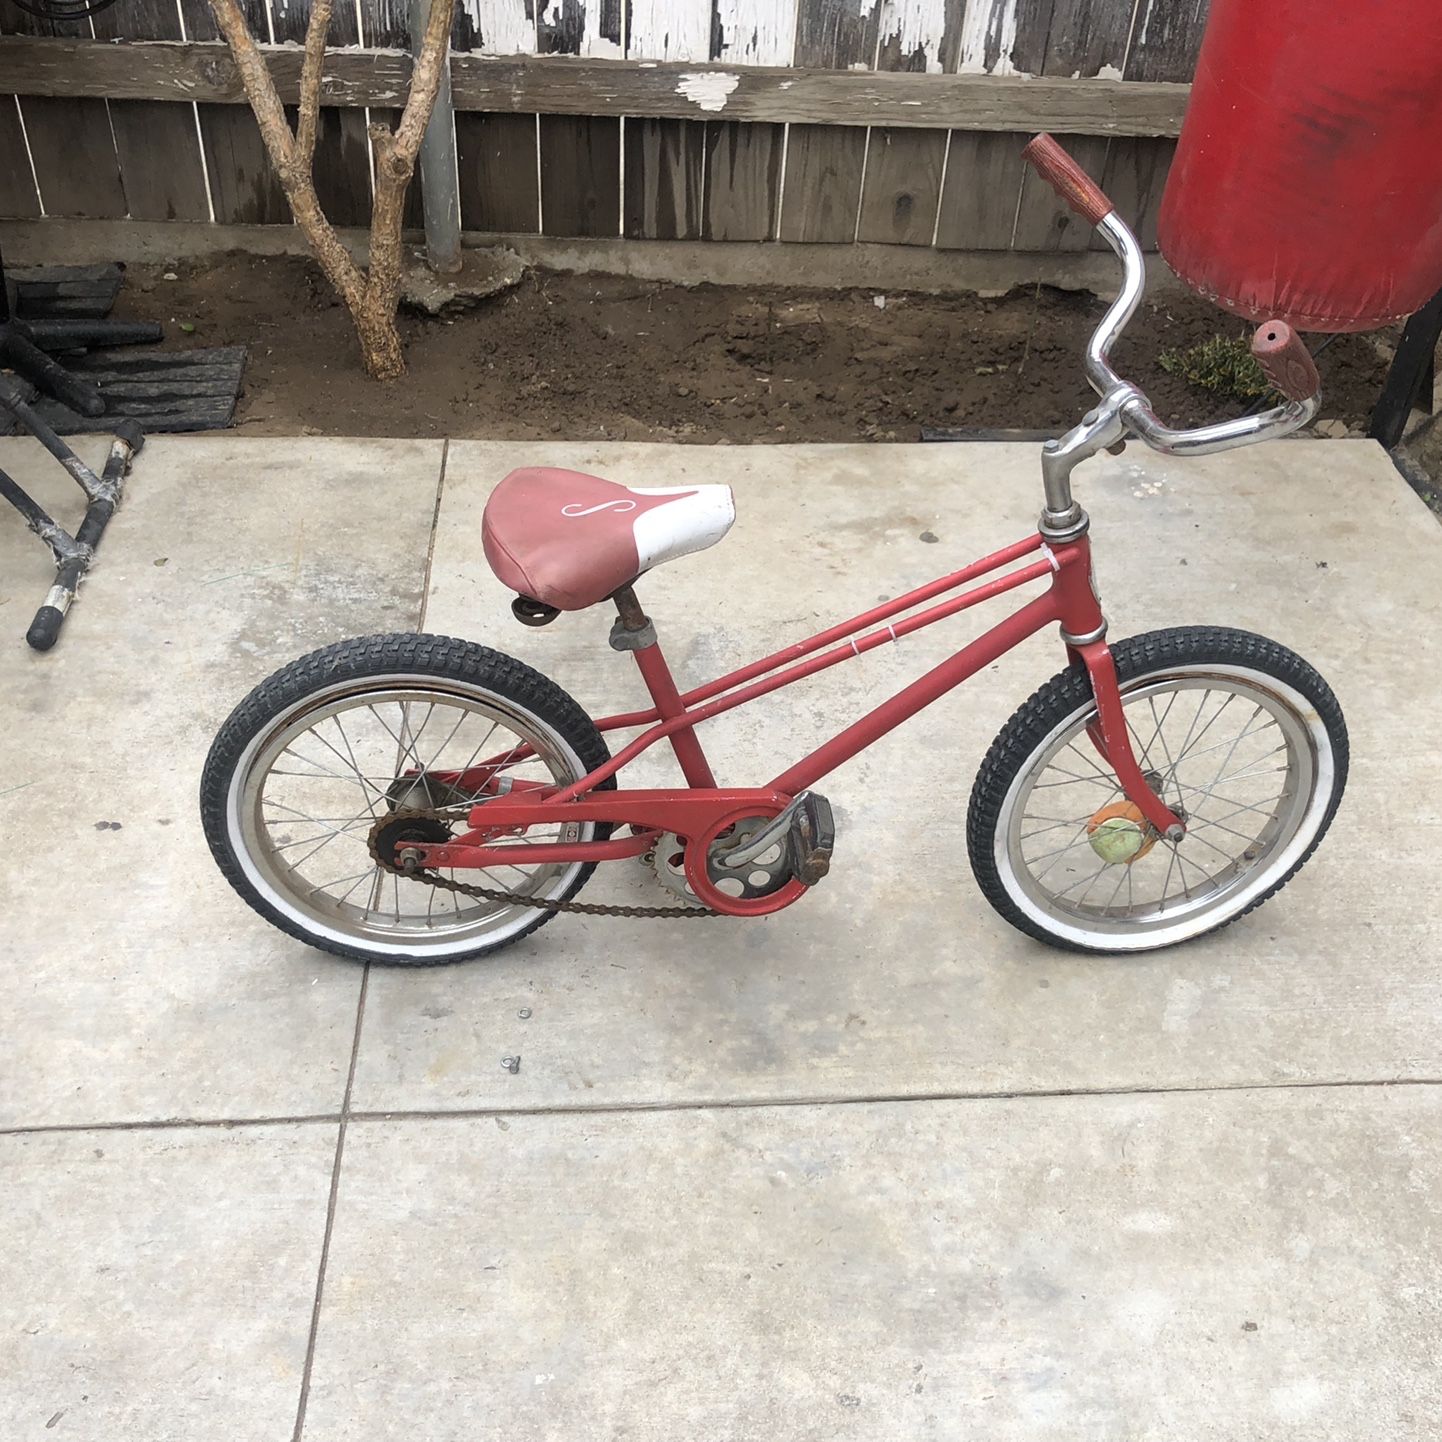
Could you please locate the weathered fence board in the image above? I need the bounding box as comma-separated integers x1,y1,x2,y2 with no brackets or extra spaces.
624,116,705,239
23,97,127,218
933,130,1029,249
856,126,948,246
1092,133,1174,249
456,110,539,230
875,0,968,74
627,0,710,62
1125,0,1207,81
111,100,213,221
91,0,211,223
0,40,1191,135
313,107,377,226
701,119,782,241
711,0,799,67
780,123,868,243
539,112,620,234
0,96,38,218
198,102,290,223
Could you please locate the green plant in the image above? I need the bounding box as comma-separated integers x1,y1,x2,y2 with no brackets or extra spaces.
1158,334,1276,403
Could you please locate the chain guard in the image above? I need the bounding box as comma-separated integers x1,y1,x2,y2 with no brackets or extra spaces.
371,808,719,919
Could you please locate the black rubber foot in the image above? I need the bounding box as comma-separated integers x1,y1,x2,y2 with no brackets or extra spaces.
26,605,63,650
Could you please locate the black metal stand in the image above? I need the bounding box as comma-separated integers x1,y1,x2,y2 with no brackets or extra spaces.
0,241,154,650
0,379,143,649
1368,287,1442,449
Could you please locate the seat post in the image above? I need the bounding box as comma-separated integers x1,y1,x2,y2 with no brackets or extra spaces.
610,585,717,789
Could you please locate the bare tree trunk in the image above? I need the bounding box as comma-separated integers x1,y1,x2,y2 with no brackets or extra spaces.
206,0,456,380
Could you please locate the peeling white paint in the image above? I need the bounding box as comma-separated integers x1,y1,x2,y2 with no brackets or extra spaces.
627,0,711,61
465,0,534,55
538,0,623,59
711,0,798,67
957,0,1020,76
876,0,950,74
676,71,741,112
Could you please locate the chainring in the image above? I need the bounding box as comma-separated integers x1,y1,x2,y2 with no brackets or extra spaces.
650,815,793,906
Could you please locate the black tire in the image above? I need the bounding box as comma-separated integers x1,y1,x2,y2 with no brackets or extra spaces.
200,632,614,965
967,627,1348,954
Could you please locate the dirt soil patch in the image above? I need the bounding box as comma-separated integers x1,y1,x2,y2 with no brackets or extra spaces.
113,254,1387,442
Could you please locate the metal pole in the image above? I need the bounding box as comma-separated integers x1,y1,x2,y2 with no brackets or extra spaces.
408,0,462,275
1368,287,1442,448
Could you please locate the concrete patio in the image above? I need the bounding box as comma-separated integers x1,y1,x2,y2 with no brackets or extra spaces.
2,434,1439,1441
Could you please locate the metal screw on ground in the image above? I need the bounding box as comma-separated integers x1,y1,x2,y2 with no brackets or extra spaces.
500,1056,520,1074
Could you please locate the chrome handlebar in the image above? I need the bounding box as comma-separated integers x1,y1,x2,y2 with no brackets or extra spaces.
1090,213,1320,455
1040,209,1320,526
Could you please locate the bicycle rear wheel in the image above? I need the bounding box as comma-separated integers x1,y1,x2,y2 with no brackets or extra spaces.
200,633,613,964
967,627,1348,953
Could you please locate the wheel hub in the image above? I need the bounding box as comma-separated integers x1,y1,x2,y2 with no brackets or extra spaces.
1086,801,1158,865
368,811,453,875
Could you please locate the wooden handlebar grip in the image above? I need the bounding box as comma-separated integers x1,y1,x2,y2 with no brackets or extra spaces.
1022,133,1114,227
1251,321,1320,402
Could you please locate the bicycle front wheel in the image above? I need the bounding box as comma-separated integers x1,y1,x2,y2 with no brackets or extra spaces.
967,627,1348,953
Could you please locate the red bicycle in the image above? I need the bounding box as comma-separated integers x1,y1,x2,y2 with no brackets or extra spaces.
201,138,1348,962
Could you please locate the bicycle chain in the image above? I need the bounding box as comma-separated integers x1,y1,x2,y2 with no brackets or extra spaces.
368,808,719,920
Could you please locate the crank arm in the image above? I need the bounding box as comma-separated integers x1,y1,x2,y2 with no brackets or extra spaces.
713,791,814,869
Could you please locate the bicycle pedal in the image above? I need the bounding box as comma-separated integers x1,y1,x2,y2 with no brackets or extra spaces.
786,792,835,887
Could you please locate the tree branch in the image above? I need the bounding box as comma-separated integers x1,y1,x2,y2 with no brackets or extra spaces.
206,0,367,313
390,0,457,168
363,0,456,318
294,0,335,172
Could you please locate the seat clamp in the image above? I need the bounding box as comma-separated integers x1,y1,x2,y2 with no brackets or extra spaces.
609,616,657,651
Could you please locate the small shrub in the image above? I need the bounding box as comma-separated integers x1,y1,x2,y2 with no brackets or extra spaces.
1158,334,1275,403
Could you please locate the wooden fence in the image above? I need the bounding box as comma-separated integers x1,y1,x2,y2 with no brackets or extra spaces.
0,0,1207,251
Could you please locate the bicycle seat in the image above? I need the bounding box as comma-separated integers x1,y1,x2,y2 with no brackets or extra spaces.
482,467,735,611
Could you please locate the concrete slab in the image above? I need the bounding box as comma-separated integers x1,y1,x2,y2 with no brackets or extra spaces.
353,440,1442,1113
303,1086,1442,1441
0,436,441,1127
0,1121,335,1442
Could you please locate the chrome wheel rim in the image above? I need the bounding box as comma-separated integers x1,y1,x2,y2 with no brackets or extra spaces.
225,673,592,959
995,664,1336,950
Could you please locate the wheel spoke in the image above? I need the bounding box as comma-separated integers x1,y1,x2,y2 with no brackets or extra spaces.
1147,691,1181,777
269,822,372,853
1181,828,1242,865
1029,769,1119,793
1173,690,1237,767
310,719,386,815
1064,740,1120,789
1165,715,1279,769
1158,843,1180,911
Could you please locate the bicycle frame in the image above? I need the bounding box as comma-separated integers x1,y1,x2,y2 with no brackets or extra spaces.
397,137,1334,916
407,525,1183,905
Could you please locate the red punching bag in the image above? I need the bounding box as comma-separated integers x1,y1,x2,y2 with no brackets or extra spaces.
1158,1,1442,332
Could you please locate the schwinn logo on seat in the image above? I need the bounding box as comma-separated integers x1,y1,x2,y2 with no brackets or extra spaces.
561,500,637,518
